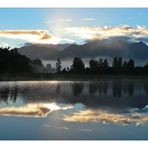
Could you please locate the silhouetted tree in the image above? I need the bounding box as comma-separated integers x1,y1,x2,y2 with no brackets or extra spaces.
70,57,85,73
66,67,70,72
127,59,135,69
123,60,127,68
61,68,67,73
89,59,99,72
112,57,118,68
56,57,62,73
103,59,109,68
118,57,122,68
98,58,103,68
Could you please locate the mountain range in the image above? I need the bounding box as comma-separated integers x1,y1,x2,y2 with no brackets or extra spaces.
17,39,148,61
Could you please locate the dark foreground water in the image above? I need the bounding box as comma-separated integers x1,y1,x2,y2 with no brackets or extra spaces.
0,79,148,140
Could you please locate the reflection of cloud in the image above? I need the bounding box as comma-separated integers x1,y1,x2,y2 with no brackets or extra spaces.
65,25,148,42
0,104,51,117
64,109,148,126
43,124,69,130
0,103,73,118
43,124,93,131
0,30,61,44
80,128,93,132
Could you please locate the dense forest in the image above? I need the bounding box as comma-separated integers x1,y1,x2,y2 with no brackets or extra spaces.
0,47,49,73
0,47,32,73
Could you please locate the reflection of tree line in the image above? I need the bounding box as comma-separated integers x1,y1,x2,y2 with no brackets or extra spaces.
72,81,136,97
0,84,61,104
112,81,135,97
0,86,17,104
71,81,148,110
89,82,109,96
0,81,148,104
71,83,84,97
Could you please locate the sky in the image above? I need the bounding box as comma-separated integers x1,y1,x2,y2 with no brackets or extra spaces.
0,8,148,47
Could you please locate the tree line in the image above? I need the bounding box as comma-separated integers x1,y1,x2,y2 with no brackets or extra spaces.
0,46,148,75
56,57,148,75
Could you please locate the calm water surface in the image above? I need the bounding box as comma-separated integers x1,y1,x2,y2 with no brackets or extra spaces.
0,79,148,140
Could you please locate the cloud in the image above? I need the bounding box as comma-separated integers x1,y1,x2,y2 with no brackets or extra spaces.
81,18,95,21
65,25,148,42
0,30,61,44
46,19,72,24
0,42,10,48
64,109,148,126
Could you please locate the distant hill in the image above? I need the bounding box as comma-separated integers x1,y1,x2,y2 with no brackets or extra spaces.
17,39,148,61
18,43,72,60
18,44,59,60
49,43,71,51
61,39,148,60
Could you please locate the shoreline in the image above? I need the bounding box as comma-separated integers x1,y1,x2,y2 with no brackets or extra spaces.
0,73,148,81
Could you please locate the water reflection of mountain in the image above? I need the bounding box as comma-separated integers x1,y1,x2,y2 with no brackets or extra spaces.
0,80,148,110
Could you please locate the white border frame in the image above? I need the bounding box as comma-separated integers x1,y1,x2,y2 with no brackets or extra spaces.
0,0,148,7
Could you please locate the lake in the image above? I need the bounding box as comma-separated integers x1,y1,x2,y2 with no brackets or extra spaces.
0,79,148,140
